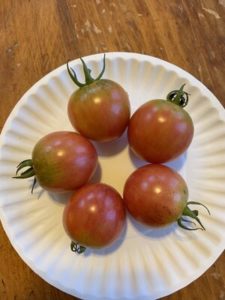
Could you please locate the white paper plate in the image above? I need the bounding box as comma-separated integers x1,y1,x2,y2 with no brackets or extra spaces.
0,52,225,300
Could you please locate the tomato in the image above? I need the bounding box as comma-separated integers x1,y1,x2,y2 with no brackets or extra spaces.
63,183,126,252
128,85,194,163
14,131,98,192
67,55,130,142
123,164,209,230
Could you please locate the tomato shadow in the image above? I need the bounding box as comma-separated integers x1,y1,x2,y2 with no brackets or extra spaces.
128,148,148,169
93,130,128,157
28,179,45,199
28,179,71,203
82,218,128,256
165,152,187,172
128,148,187,172
89,162,102,184
128,213,177,239
47,191,73,205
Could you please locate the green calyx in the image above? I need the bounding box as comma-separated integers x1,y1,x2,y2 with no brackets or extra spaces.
166,84,189,107
13,159,37,193
67,54,106,88
70,241,86,254
177,201,210,231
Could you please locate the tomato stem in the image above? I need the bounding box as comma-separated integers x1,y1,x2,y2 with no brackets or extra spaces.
166,84,189,107
13,159,37,193
67,54,106,87
177,201,210,231
70,241,86,254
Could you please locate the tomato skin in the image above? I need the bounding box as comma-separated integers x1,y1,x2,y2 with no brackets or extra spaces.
63,183,126,248
128,100,194,163
32,131,97,192
123,164,188,227
68,79,130,142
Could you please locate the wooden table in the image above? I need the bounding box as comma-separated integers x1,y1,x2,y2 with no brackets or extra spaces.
1,1,225,299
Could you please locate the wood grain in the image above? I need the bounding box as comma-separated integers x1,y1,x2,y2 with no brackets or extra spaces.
0,0,225,299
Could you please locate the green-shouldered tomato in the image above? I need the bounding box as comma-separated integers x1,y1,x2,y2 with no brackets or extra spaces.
14,131,98,193
128,85,194,163
123,164,209,230
67,55,130,142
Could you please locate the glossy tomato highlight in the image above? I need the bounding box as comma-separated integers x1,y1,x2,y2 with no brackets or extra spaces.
14,131,98,192
63,183,126,251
